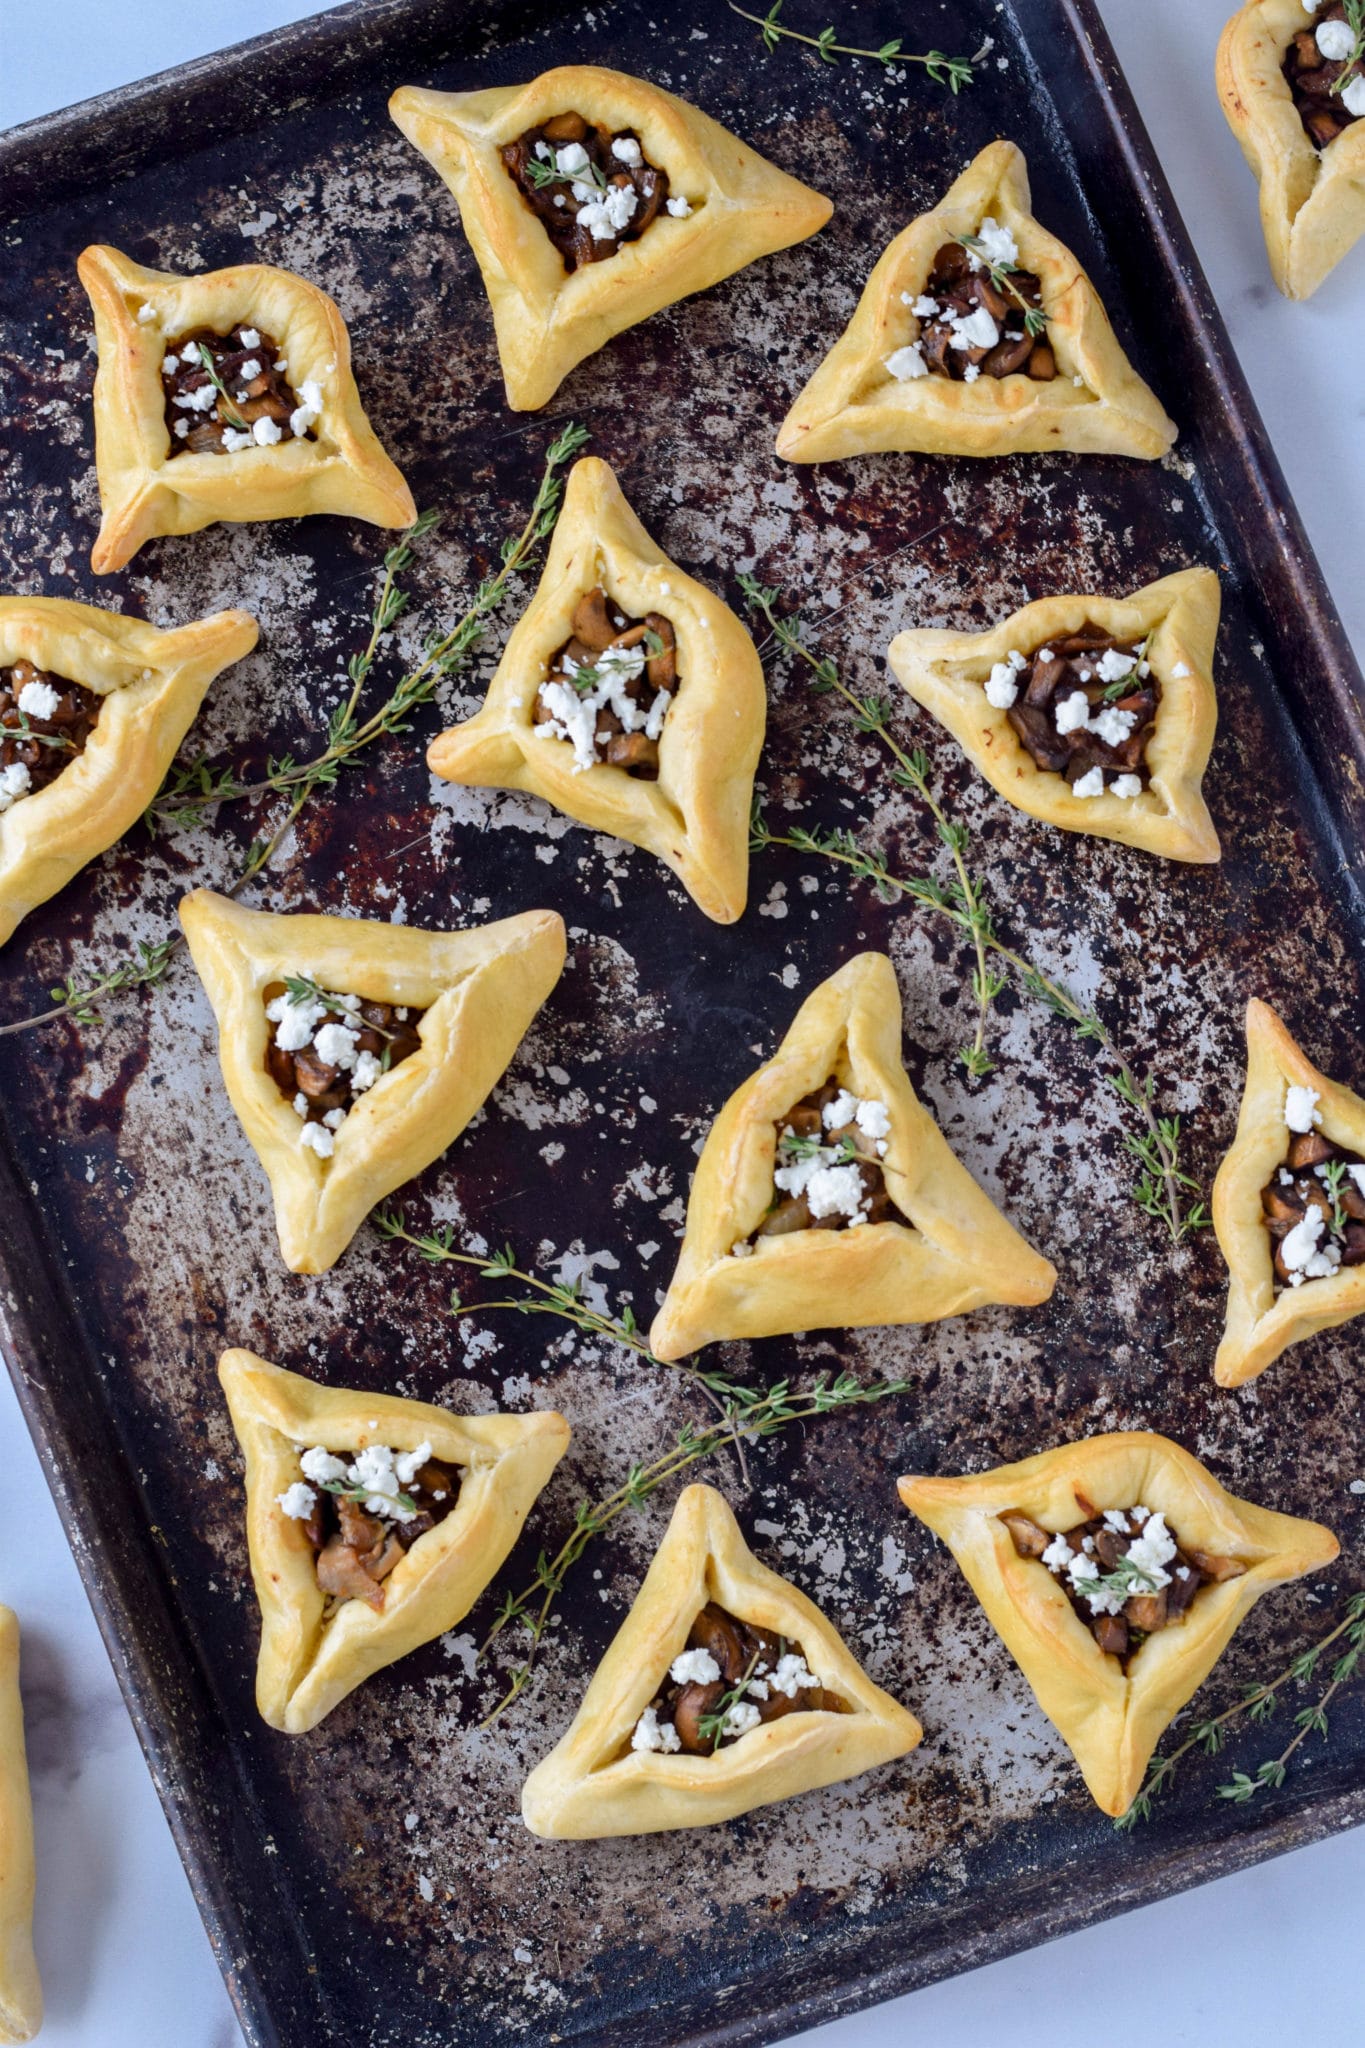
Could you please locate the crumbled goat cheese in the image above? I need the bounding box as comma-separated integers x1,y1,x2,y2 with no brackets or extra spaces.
1104,1510,1131,1532
1040,1534,1073,1572
276,1481,317,1519
767,1653,819,1698
322,1108,347,1132
173,420,190,439
136,302,158,324
631,1706,682,1754
855,1097,891,1142
1342,75,1365,116
949,304,1000,351
175,383,218,413
292,1092,308,1117
253,417,283,446
555,142,590,174
1071,767,1106,799
985,648,1027,708
162,353,180,374
394,1442,433,1485
823,1088,859,1130
1317,18,1356,58
238,327,261,349
1172,661,1191,678
17,679,60,720
300,1447,348,1484
1111,774,1143,800
1054,690,1091,735
351,1444,419,1520
313,1020,360,1068
665,195,692,217
238,357,262,381
274,356,288,371
535,640,669,771
669,1648,722,1686
300,1122,334,1158
1125,1511,1176,1583
611,135,643,164
1095,649,1137,684
0,762,33,811
351,1049,383,1092
221,428,255,453
578,184,639,240
911,293,940,317
883,343,929,381
1281,1206,1342,1286
267,991,326,1050
729,1239,753,1258
963,364,982,384
966,215,1018,271
1090,705,1138,748
291,378,324,437
721,1701,763,1739
1285,1084,1322,1133
804,1163,870,1222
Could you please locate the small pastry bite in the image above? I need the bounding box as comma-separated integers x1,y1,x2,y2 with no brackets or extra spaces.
899,1432,1338,1817
427,456,764,923
389,67,831,410
887,567,1220,863
0,1609,41,2046
1218,1,1365,299
179,891,566,1274
648,952,1055,1361
1213,997,1365,1385
219,1351,570,1732
521,1483,920,1836
77,244,415,573
776,140,1176,463
0,596,257,947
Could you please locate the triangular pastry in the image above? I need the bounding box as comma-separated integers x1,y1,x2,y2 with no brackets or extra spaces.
899,1432,1338,1817
389,67,832,410
219,1350,570,1733
1213,997,1365,1385
1218,1,1365,300
426,456,764,924
0,596,258,947
179,890,566,1273
78,244,416,573
521,1482,920,1836
0,1608,41,2045
775,140,1176,464
887,567,1220,864
648,952,1055,1360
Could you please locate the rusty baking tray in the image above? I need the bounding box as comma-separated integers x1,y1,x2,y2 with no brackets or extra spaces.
2,0,1364,2043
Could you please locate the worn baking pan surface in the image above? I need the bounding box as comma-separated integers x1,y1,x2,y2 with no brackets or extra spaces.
2,0,1364,2043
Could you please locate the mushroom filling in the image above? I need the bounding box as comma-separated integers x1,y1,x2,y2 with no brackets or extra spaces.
628,1601,845,1756
263,978,425,1160
985,625,1158,801
746,1079,908,1244
1283,3,1365,149
0,660,103,812
1261,1080,1365,1289
1001,1500,1247,1668
532,585,677,779
162,323,320,457
500,111,686,271
885,219,1055,388
277,1443,458,1611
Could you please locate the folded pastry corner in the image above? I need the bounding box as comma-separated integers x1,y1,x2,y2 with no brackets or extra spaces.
180,891,566,1273
887,566,1220,863
219,1349,570,1733
78,243,416,572
427,454,765,923
0,1608,41,2047
390,65,831,410
521,1481,920,1837
899,1431,1338,1817
776,138,1176,464
1218,0,1365,300
1213,996,1365,1385
0,596,258,947
648,951,1056,1360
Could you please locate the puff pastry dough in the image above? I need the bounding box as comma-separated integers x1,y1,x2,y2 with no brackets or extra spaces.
776,140,1176,464
1218,2,1365,299
0,597,257,947
389,67,832,410
1213,997,1365,1385
521,1482,920,1836
427,456,765,923
179,890,566,1273
899,1432,1338,1817
78,244,416,573
0,1609,40,2046
887,568,1221,864
219,1350,570,1733
648,952,1056,1360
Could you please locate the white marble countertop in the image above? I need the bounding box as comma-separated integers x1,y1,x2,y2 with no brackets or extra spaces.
1,3,1362,2043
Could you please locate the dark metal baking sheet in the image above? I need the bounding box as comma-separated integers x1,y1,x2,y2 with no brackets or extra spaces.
2,2,1364,2044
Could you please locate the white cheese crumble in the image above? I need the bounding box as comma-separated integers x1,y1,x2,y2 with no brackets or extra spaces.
238,327,261,348
173,419,190,439
962,363,982,384
804,1163,869,1222
883,343,929,381
162,353,180,374
966,215,1018,271
1281,1207,1342,1286
669,1648,722,1686
611,135,643,165
729,1239,754,1259
300,1447,348,1484
1090,705,1138,748
721,1701,763,1739
1172,661,1191,678
174,383,218,413
0,762,33,811
266,991,325,1049
1111,774,1142,800
1317,18,1356,58
1342,75,1365,116
665,195,692,218
984,648,1027,709
17,679,60,720
1054,690,1091,735
1094,649,1137,684
911,293,940,317
276,1481,317,1519
352,1049,384,1093
1285,1084,1322,1133
221,428,255,453
238,356,262,381
578,183,639,240
291,378,324,437
253,417,283,446
631,1706,682,1754
767,1652,819,1698
555,142,590,173
1071,766,1106,799
949,304,1000,351
136,302,158,324
313,1020,360,1068
300,1122,334,1158
534,639,670,772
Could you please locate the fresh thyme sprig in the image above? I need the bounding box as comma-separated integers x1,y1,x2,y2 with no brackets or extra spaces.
3,711,73,753
478,1368,912,1723
697,1649,764,1750
1116,1590,1365,1828
740,580,1208,1244
728,1,978,91
1091,1553,1166,1603
191,341,249,433
0,427,589,1044
525,152,609,195
955,233,1047,339
315,1474,419,1518
278,974,406,1047
1330,0,1365,94
1322,1158,1349,1234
